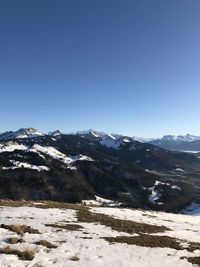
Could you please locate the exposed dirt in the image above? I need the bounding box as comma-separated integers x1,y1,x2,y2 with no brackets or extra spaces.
45,223,83,231
76,207,170,234
1,223,40,235
35,239,57,248
181,256,200,265
0,246,35,260
103,234,182,250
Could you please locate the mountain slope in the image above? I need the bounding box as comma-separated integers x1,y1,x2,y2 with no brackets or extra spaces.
0,128,44,141
1,128,200,211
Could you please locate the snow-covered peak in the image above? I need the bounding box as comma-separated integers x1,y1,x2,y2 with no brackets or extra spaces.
132,136,154,142
76,129,116,140
77,129,104,137
0,128,44,141
158,134,200,142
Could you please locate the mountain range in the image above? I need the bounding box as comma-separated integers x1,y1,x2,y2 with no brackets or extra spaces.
1,128,200,152
1,127,200,211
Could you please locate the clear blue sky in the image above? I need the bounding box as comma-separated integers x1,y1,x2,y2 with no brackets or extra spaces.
1,0,200,137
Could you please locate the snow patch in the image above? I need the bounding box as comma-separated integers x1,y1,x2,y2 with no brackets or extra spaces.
82,195,122,207
99,139,123,149
147,180,181,204
30,144,94,169
0,142,27,153
3,160,50,171
175,168,185,173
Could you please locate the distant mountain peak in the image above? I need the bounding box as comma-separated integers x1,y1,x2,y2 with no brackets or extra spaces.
159,134,200,142
76,129,115,139
0,127,44,141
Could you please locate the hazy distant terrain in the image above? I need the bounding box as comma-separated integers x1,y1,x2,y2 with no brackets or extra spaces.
148,134,200,152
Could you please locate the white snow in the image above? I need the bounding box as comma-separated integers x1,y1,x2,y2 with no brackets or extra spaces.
148,188,161,204
0,128,44,141
2,160,50,172
100,137,132,149
147,180,182,204
82,196,122,207
122,137,131,143
171,185,182,190
107,134,116,140
99,139,122,149
0,142,27,153
158,134,200,143
0,142,94,170
76,130,116,140
153,180,181,191
30,145,94,169
73,154,94,162
30,144,74,164
0,204,200,267
91,206,200,242
154,180,166,186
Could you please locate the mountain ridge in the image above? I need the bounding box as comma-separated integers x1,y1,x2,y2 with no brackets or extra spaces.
1,128,200,152
1,127,200,211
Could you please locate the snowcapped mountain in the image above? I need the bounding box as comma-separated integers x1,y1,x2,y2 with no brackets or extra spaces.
76,129,116,140
0,128,44,141
149,134,200,152
75,130,200,152
156,134,200,142
1,127,200,211
1,127,200,267
1,128,200,152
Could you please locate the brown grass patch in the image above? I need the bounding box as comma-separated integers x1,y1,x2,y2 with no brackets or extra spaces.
1,224,40,235
103,234,182,250
181,256,200,265
187,241,200,252
0,199,80,209
19,248,35,260
0,246,35,260
68,255,80,261
76,207,169,234
104,235,200,253
45,223,83,231
36,240,57,248
7,237,25,244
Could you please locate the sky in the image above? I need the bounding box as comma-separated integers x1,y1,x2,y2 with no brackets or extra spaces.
0,0,200,138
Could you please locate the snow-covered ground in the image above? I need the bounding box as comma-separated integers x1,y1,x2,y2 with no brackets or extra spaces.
0,142,94,170
2,160,50,172
91,206,200,243
0,142,27,153
0,203,200,266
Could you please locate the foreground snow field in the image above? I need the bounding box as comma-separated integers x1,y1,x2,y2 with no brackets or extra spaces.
0,202,200,267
